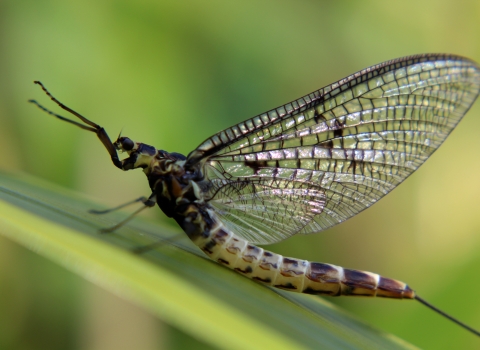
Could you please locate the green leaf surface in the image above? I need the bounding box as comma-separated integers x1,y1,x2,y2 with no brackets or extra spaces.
0,171,416,350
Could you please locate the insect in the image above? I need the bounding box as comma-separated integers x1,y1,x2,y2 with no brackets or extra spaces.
30,54,480,336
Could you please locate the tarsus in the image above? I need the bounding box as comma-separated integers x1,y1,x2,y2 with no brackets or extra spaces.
29,81,122,169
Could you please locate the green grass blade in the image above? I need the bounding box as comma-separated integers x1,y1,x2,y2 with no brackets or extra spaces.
0,172,416,349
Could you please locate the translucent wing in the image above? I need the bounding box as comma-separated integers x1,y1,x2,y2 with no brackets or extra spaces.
186,54,480,245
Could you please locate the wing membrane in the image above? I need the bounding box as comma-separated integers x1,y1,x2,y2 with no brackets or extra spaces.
186,54,480,245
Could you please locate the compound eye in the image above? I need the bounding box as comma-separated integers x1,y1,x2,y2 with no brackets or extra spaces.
121,137,134,151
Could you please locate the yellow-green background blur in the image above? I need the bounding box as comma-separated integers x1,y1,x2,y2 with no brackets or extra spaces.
1,1,480,349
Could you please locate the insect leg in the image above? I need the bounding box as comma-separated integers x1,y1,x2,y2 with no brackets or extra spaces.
29,81,122,169
131,233,187,255
99,193,157,233
89,196,150,215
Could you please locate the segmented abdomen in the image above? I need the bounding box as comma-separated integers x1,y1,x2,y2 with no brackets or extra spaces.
193,223,414,299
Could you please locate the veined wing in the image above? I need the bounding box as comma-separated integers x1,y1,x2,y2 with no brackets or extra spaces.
186,54,480,245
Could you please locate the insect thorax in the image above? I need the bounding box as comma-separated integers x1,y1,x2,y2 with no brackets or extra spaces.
117,139,214,239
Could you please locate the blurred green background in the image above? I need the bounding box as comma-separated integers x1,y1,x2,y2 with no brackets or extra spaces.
1,1,480,349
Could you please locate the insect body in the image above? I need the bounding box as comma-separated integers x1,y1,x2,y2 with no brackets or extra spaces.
30,54,480,335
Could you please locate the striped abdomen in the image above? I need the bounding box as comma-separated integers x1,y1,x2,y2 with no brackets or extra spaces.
193,224,414,299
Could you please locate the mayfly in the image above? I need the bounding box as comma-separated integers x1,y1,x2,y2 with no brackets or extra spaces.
30,54,480,336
